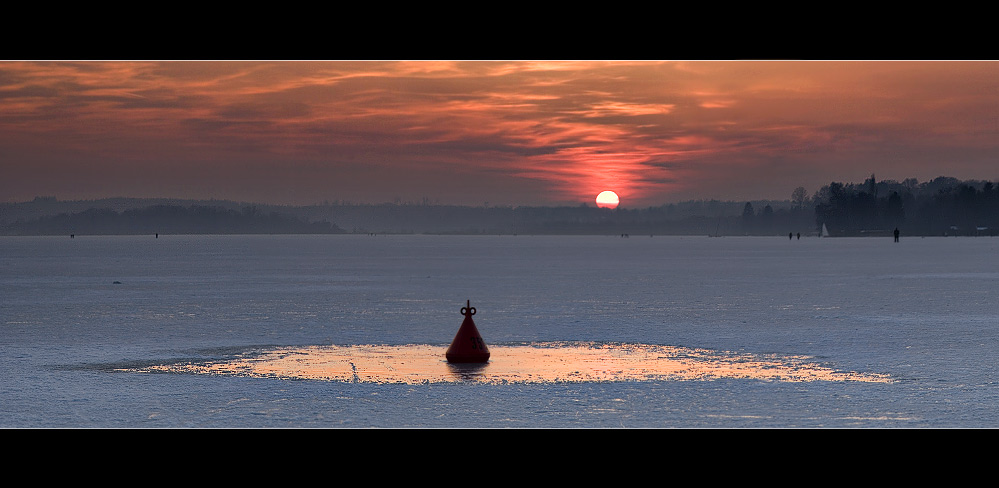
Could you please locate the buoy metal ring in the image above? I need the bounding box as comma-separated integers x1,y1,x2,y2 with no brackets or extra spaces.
461,306,476,316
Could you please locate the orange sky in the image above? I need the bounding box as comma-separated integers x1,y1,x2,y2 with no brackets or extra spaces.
3,60,998,207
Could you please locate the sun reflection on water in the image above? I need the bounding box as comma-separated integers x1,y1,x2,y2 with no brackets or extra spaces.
130,342,892,385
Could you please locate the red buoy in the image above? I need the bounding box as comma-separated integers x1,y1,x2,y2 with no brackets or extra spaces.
445,300,490,363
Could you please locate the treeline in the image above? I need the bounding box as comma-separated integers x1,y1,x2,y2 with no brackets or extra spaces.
813,175,999,236
1,204,345,236
733,201,815,236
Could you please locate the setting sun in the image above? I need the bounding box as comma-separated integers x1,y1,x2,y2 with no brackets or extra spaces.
595,190,620,209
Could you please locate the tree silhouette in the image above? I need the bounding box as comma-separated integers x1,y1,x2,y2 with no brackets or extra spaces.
791,187,808,209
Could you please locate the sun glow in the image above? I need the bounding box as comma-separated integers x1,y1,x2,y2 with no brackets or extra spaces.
595,190,620,209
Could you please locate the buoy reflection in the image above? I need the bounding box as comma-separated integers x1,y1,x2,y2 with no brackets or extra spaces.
446,361,490,381
130,342,892,384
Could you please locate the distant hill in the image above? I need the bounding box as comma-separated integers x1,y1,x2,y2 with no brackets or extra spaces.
0,196,810,236
1,203,344,236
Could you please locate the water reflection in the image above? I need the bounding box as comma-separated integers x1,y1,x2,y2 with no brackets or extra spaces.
130,342,892,384
446,361,490,382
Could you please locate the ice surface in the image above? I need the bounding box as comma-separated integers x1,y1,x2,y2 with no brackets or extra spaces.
2,234,998,427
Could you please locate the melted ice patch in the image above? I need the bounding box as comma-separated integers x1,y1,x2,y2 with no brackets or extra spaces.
126,342,892,384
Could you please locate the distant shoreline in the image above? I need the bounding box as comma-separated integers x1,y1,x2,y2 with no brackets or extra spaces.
4,173,997,237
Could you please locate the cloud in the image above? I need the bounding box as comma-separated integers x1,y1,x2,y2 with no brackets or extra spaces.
3,60,999,206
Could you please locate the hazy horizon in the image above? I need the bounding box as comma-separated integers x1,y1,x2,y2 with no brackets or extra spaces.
4,61,999,208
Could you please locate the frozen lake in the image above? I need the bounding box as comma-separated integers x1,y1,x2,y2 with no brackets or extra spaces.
2,233,998,427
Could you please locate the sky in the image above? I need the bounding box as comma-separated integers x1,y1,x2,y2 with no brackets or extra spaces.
2,60,999,208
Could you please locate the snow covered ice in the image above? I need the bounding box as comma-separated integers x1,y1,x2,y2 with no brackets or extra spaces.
2,233,997,427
